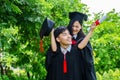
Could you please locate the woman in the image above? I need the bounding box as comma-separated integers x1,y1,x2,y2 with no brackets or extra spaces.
67,12,97,80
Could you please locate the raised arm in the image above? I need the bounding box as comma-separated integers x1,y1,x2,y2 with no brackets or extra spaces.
51,29,57,52
78,23,96,49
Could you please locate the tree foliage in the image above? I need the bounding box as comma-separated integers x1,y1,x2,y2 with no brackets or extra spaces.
0,0,88,79
0,0,120,79
91,10,120,73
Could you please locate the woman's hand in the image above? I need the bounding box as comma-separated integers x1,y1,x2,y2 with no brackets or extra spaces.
90,22,97,32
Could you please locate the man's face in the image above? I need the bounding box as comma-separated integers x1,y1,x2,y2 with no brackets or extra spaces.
56,30,72,45
72,21,82,35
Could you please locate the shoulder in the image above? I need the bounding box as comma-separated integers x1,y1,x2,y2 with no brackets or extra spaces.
71,44,81,53
46,46,61,55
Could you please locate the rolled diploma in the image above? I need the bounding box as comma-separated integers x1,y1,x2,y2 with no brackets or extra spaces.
87,14,107,31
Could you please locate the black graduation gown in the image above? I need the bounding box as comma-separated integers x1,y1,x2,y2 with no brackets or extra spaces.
73,37,97,80
45,46,82,80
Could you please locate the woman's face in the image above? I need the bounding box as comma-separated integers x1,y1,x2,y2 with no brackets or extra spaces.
72,21,82,35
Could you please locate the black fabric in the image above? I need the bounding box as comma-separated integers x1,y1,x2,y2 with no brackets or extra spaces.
45,46,83,80
75,37,97,80
69,12,87,25
67,12,87,36
45,35,96,80
40,18,55,39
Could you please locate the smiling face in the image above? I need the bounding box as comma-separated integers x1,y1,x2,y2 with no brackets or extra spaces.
56,30,72,46
72,21,82,35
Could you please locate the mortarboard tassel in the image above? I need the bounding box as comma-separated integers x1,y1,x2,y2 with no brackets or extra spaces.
40,39,44,52
63,54,67,73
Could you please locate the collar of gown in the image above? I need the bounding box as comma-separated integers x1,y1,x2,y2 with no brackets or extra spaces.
60,45,71,54
73,34,77,39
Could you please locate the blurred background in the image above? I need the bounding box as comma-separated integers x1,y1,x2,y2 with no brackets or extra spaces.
0,0,120,80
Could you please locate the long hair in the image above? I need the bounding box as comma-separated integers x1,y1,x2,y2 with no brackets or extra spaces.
67,19,86,40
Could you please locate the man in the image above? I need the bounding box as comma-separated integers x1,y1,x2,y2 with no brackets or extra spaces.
46,24,96,80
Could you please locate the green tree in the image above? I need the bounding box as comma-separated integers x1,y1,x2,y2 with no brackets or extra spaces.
91,10,120,73
0,0,88,79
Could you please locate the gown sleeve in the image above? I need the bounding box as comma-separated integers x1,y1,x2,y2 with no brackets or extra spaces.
78,38,94,69
45,47,57,71
77,38,97,80
82,41,94,67
77,38,94,67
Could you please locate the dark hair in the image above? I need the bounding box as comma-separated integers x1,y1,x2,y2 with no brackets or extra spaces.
54,26,68,46
54,26,68,39
67,12,88,39
67,19,85,38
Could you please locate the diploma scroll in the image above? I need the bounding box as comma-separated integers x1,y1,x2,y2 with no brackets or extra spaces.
87,14,107,31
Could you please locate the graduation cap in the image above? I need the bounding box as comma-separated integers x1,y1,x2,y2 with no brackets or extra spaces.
69,12,88,26
39,18,55,52
67,12,88,35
